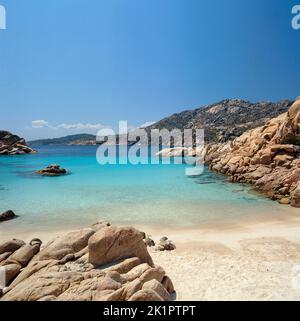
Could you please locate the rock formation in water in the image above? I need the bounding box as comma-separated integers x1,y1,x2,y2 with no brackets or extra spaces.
0,210,17,223
36,164,67,176
204,97,300,207
0,131,36,155
0,223,175,301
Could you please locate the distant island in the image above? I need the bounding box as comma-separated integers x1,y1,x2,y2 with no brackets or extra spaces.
29,134,97,146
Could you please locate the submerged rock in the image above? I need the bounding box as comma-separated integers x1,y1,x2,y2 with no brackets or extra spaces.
0,210,17,223
36,164,67,176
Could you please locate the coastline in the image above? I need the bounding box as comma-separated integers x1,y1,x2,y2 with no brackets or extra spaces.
2,211,300,301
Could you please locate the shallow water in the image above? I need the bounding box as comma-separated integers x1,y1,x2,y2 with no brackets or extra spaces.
0,146,291,235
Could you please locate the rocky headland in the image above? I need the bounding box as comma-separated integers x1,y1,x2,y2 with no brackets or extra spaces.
156,97,300,207
0,223,175,301
205,97,300,207
0,131,36,155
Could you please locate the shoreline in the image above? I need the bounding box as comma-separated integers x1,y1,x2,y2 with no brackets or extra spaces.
1,203,299,242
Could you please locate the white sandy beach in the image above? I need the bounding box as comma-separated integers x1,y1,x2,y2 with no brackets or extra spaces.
148,219,300,301
2,211,300,301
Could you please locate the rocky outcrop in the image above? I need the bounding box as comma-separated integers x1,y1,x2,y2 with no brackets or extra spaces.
0,131,36,155
156,237,176,251
0,210,17,223
205,97,300,207
36,164,67,176
88,226,153,266
0,224,175,301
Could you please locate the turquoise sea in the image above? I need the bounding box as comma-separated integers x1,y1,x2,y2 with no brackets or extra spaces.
0,146,288,235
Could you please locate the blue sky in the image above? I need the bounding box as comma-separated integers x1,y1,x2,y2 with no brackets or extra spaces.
0,0,299,140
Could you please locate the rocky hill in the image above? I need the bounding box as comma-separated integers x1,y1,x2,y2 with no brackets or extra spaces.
205,97,300,207
0,131,36,155
147,99,293,143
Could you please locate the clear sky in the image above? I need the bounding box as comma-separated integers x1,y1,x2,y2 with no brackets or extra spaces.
0,0,299,140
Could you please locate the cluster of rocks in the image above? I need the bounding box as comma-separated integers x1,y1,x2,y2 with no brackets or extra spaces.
204,97,300,207
0,223,175,301
0,210,17,223
155,237,176,251
0,238,42,296
0,131,36,155
36,164,67,176
143,234,176,252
